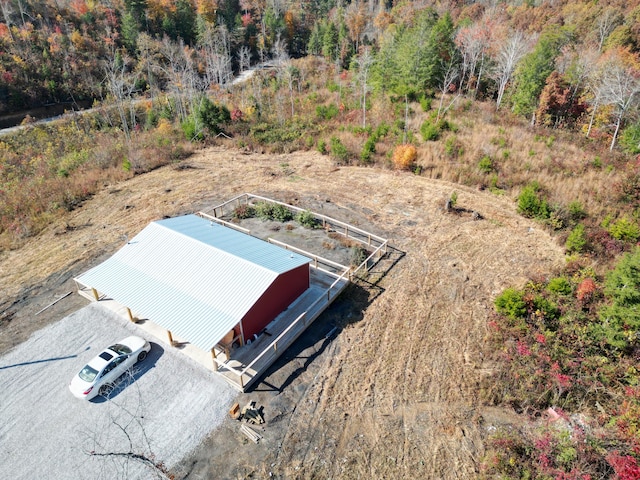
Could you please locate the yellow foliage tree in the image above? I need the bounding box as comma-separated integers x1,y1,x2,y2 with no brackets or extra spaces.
392,144,417,170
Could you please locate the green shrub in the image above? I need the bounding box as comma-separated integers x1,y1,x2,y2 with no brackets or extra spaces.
316,103,339,120
606,216,640,242
444,136,463,158
373,122,390,139
532,296,559,320
420,120,440,141
478,155,494,174
360,136,376,163
450,191,458,208
547,277,572,295
180,115,203,142
620,122,640,155
518,182,550,219
296,210,319,228
272,204,294,222
330,136,349,163
567,200,586,222
318,139,327,154
254,201,294,222
419,95,432,112
250,121,308,149
565,224,587,253
254,201,275,220
495,288,527,319
57,150,89,177
196,96,230,134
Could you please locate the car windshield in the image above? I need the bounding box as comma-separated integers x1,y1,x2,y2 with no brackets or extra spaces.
109,343,132,355
78,365,99,382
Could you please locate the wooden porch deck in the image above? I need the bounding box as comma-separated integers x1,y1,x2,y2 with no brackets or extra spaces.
213,267,349,391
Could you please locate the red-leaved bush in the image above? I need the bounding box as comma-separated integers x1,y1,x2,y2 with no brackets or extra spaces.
606,452,640,480
576,278,597,303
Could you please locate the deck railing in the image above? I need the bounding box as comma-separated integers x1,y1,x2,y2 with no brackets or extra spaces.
214,263,351,388
199,193,389,389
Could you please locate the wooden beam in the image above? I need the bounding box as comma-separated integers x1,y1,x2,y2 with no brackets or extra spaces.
211,348,218,371
167,330,174,346
239,322,245,346
126,307,136,323
91,288,99,301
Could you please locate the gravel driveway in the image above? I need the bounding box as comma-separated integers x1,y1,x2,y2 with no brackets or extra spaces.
0,302,237,479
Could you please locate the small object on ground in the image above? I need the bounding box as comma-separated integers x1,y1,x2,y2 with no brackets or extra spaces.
229,402,241,420
240,424,262,443
325,326,338,339
241,400,265,424
35,291,72,316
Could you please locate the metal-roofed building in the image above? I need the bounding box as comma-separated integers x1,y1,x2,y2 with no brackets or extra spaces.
74,214,311,353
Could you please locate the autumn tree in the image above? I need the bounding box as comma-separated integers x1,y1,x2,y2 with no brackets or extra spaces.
535,71,585,128
345,1,368,52
490,29,531,110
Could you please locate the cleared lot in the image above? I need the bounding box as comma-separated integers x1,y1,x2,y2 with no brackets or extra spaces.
0,302,237,479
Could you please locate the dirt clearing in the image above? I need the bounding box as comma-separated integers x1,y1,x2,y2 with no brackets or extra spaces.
0,147,564,478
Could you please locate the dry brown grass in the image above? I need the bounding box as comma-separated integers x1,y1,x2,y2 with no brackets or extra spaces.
0,146,565,478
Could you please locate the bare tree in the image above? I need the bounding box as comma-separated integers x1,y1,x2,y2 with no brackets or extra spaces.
199,24,233,88
436,57,461,122
353,47,374,128
238,45,251,73
597,49,640,151
271,33,289,67
456,21,491,97
103,49,140,139
491,30,532,110
596,7,622,52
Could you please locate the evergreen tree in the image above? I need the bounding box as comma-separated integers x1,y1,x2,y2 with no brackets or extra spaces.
121,11,140,53
322,22,338,62
598,247,640,350
308,22,322,55
175,0,197,44
511,29,570,118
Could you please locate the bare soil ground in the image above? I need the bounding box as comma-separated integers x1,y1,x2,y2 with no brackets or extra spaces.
0,146,565,478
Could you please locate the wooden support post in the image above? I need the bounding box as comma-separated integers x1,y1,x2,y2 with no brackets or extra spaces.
91,288,99,301
239,322,245,346
211,348,218,372
167,330,174,346
126,308,136,323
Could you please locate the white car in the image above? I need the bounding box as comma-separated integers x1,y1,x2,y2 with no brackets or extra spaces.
69,336,151,400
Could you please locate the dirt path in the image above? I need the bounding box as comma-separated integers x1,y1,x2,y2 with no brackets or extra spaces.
0,147,564,478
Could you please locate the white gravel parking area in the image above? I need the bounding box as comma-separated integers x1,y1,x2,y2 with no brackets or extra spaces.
0,302,237,479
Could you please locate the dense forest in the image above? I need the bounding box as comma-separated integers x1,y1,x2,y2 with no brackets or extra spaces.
5,0,640,478
3,0,640,154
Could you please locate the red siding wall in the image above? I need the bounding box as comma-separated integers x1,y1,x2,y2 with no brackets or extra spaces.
240,264,310,341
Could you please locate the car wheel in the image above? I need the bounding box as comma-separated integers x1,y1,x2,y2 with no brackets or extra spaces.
99,384,111,397
137,351,148,362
